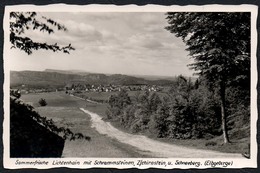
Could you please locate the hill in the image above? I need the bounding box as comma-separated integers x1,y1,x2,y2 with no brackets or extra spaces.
10,70,177,88
44,69,92,76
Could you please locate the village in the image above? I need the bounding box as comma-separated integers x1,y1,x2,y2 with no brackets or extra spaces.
65,83,162,93
11,83,162,95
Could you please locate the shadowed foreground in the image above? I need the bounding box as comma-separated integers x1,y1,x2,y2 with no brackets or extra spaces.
10,99,64,158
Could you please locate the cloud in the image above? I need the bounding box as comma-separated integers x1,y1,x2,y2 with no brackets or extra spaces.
142,40,163,49
125,34,163,49
66,21,103,41
22,20,104,48
11,12,193,77
139,13,164,25
144,25,165,32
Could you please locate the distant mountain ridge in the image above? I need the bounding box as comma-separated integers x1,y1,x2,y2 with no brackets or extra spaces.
11,70,178,88
44,69,92,75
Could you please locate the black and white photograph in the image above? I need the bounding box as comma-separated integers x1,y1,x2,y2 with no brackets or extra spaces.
3,5,258,169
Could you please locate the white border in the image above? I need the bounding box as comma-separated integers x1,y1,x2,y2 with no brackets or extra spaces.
3,4,258,169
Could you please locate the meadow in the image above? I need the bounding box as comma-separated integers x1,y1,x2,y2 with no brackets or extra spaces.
21,91,249,155
75,90,168,103
71,91,250,155
21,92,147,157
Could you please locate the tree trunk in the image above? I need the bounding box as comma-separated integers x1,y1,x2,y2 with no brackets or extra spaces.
220,82,230,144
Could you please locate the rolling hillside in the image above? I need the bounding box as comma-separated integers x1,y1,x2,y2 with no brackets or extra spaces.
10,70,178,88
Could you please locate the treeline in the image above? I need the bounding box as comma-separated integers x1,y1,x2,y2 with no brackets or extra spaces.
106,75,250,140
72,93,108,104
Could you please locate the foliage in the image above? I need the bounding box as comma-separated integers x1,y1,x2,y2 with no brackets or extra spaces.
10,12,75,54
10,89,21,99
149,97,171,138
226,86,250,129
10,91,90,141
38,98,47,106
205,141,217,147
104,74,249,141
165,12,250,83
165,12,250,143
107,89,132,119
9,13,87,157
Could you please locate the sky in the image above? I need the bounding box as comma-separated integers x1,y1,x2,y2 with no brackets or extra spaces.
9,12,194,77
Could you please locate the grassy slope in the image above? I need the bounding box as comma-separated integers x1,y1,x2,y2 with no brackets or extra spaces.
21,92,147,158
71,92,250,155
78,91,168,102
22,92,250,155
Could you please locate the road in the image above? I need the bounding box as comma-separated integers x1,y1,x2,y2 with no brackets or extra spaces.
22,92,244,158
71,94,101,104
80,108,243,158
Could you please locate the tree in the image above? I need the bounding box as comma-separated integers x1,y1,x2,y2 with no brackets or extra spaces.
117,89,132,109
107,89,132,119
9,13,89,157
165,12,250,143
10,12,75,54
108,89,131,110
38,98,47,106
151,97,171,138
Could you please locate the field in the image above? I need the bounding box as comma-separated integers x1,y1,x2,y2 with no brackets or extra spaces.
75,90,168,103
72,91,250,154
21,91,249,155
21,92,147,157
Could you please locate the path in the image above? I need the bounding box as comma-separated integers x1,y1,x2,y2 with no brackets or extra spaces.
80,108,243,158
70,94,101,104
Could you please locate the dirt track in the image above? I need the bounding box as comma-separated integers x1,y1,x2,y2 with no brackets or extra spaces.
80,108,243,158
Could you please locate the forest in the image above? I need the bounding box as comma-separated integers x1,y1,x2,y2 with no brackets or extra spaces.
107,12,251,144
106,75,250,141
